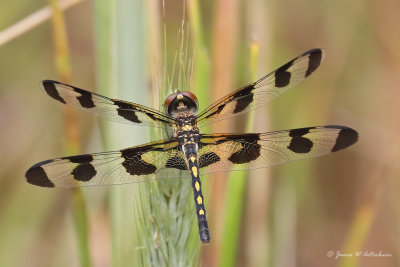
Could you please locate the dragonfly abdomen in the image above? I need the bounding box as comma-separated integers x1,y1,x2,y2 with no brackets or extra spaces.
185,145,210,243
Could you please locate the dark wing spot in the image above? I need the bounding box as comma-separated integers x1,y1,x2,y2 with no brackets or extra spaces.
228,143,261,164
205,104,226,119
234,94,253,113
232,86,254,113
331,127,358,152
165,156,188,170
42,80,66,104
287,127,314,153
274,59,294,87
287,136,313,153
113,100,141,123
121,148,157,175
305,49,322,77
199,152,221,168
72,163,97,181
288,127,314,137
66,154,93,163
74,87,95,108
228,134,261,164
25,160,55,187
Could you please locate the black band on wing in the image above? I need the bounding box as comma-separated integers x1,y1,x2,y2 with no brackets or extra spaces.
40,80,176,127
287,127,315,153
113,100,141,123
200,133,262,165
72,163,97,181
26,160,56,187
165,156,188,170
305,49,323,77
42,81,66,104
196,49,326,126
327,126,358,152
198,152,221,168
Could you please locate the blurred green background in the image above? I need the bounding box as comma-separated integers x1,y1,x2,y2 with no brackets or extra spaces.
0,0,399,266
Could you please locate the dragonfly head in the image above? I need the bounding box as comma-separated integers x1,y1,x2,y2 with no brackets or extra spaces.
164,91,198,116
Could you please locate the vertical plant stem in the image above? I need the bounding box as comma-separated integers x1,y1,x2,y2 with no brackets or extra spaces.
71,191,91,267
94,0,148,265
339,203,375,267
49,0,91,266
219,41,259,267
207,0,239,263
188,0,211,107
338,171,385,267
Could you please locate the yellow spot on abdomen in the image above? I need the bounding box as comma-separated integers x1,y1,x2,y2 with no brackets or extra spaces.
190,156,196,163
195,181,200,192
197,195,203,205
191,166,198,177
199,209,205,215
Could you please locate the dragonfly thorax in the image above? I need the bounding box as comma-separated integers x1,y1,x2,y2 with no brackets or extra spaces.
175,115,200,146
176,129,200,147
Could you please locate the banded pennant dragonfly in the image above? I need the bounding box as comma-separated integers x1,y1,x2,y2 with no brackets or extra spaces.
26,49,358,243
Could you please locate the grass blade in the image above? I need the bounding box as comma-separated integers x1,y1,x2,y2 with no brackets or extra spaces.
219,41,259,267
49,0,91,266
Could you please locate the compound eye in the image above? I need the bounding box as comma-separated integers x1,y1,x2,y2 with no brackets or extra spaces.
181,91,198,103
164,93,179,108
163,92,198,108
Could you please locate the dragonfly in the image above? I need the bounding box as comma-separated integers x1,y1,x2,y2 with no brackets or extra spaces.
26,48,358,244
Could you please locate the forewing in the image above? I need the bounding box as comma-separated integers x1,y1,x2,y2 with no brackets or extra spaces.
198,126,358,174
196,49,325,126
26,139,189,188
41,80,175,127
